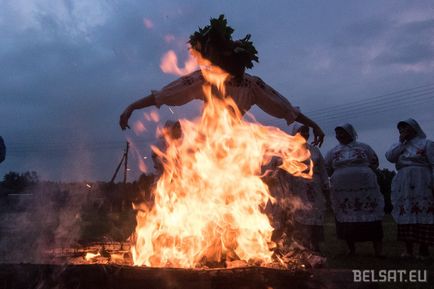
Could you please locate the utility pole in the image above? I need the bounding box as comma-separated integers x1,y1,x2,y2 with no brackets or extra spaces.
110,141,130,184
123,141,129,184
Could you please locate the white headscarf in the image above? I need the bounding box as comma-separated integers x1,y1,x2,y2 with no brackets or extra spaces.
397,118,426,139
335,123,358,140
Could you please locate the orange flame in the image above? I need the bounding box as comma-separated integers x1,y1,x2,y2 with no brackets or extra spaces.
143,18,154,30
133,121,147,134
160,50,198,76
149,111,160,123
85,252,100,260
164,34,176,44
132,50,311,268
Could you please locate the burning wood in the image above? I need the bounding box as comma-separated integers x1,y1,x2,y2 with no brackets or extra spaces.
44,242,132,265
43,239,325,270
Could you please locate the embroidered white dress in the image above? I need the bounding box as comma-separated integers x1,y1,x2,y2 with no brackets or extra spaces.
325,142,384,223
385,137,434,224
151,70,300,124
293,144,329,226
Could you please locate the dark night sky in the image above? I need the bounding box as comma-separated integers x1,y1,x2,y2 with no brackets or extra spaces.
1,0,433,181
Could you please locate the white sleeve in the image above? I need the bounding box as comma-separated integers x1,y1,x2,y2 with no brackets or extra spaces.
385,142,405,163
250,76,300,125
364,144,379,169
152,70,206,108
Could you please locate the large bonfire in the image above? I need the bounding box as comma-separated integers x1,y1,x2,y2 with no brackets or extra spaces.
130,49,312,268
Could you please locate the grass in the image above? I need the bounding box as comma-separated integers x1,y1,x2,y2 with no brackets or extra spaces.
316,213,434,288
320,212,434,271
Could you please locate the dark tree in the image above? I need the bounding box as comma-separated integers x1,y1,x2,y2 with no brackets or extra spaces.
2,171,39,192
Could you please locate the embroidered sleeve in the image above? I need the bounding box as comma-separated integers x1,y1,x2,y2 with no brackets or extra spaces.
385,142,406,163
152,70,206,108
364,144,379,169
250,76,300,125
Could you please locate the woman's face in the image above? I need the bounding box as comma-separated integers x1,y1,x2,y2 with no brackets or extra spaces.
398,123,416,141
335,127,353,145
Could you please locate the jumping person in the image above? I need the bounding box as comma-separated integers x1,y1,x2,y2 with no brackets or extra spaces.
119,15,324,147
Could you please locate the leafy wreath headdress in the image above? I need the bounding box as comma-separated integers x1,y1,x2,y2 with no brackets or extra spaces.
189,15,259,75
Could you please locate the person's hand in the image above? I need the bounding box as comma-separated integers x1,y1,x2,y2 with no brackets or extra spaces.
399,134,408,144
311,125,325,147
119,106,133,130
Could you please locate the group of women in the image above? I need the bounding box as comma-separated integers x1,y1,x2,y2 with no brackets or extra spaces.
281,119,434,259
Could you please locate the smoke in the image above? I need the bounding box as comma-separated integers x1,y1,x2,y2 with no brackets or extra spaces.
0,181,102,263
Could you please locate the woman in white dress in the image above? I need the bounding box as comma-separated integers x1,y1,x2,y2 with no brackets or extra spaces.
325,123,384,256
261,155,293,242
119,15,324,146
385,118,434,258
290,123,330,252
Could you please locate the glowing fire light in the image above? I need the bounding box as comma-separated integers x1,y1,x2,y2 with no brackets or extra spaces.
150,111,160,122
85,252,100,260
164,34,176,44
132,50,312,268
160,50,198,76
143,18,154,30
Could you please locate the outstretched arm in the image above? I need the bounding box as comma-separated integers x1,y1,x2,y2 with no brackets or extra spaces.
295,112,325,147
119,94,156,130
251,76,325,146
119,71,205,130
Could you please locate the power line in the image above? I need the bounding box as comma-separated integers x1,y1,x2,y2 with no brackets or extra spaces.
6,139,155,154
305,83,434,116
306,88,434,120
313,93,434,123
4,83,434,154
317,97,434,128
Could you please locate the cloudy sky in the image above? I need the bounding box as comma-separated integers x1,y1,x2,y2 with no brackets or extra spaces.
1,0,433,182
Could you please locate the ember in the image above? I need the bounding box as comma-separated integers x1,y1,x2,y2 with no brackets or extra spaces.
44,242,132,265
